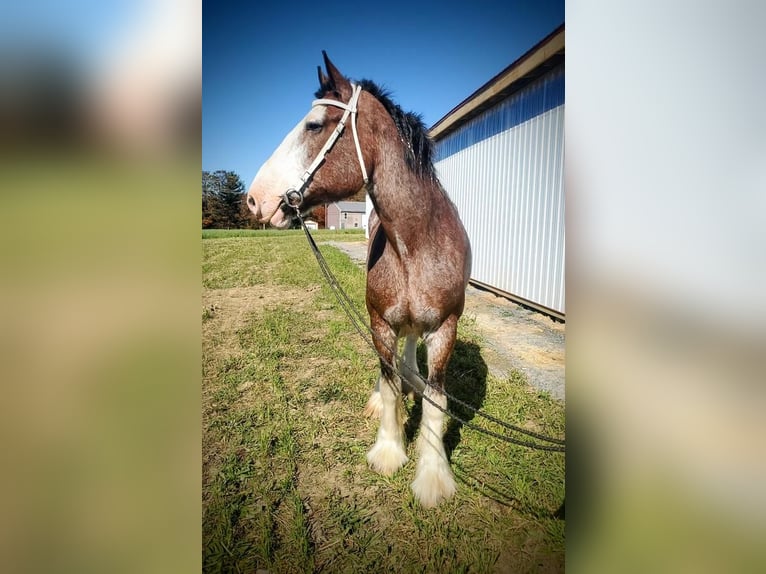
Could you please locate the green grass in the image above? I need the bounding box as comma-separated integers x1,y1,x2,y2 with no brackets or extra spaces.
202,228,366,239
202,234,565,573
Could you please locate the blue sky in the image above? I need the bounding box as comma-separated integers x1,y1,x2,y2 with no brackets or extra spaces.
203,1,564,187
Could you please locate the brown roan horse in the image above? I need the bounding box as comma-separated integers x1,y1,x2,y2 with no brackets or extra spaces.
246,53,471,507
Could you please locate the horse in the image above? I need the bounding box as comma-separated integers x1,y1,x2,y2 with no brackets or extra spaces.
246,52,471,508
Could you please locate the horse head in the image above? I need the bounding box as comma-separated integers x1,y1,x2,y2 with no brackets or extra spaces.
246,52,374,228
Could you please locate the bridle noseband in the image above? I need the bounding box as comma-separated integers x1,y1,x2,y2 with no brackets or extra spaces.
283,83,369,211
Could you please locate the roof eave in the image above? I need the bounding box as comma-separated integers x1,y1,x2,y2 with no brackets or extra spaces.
429,24,564,141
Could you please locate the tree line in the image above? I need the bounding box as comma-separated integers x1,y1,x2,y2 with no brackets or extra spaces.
203,169,366,229
202,170,253,229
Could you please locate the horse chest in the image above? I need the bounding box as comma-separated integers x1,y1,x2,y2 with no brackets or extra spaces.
368,264,451,333
381,297,439,332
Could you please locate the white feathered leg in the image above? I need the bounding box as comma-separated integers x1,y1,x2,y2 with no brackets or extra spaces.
366,319,408,476
367,370,408,475
411,316,458,507
411,385,456,507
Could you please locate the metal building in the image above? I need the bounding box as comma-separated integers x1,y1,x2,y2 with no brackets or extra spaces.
430,25,565,319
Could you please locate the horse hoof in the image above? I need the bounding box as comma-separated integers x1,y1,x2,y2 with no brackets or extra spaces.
367,439,408,476
411,465,457,508
363,391,382,418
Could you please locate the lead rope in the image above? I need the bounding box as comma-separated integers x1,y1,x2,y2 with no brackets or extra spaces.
293,210,565,453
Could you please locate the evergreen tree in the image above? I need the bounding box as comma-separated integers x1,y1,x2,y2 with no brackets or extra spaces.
202,170,248,228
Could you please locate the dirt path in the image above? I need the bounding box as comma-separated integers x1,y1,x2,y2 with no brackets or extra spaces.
324,240,565,401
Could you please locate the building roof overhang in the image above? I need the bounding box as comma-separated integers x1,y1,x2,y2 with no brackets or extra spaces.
429,24,564,142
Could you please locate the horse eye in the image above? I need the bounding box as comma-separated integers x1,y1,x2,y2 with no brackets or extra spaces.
305,121,323,133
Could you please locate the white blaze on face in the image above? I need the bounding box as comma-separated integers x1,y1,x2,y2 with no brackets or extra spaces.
247,105,327,228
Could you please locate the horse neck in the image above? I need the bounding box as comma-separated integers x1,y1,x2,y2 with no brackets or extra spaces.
369,135,444,247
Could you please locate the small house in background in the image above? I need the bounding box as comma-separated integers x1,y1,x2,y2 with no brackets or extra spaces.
325,201,367,231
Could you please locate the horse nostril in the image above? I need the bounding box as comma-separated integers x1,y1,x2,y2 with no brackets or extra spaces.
246,194,261,218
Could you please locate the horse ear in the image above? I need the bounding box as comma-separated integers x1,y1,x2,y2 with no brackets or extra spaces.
322,51,350,93
317,65,331,91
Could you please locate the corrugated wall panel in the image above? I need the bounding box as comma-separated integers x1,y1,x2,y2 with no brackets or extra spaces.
433,68,565,315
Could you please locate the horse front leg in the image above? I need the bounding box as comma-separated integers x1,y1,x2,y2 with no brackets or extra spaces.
411,315,458,507
366,312,408,476
365,333,420,417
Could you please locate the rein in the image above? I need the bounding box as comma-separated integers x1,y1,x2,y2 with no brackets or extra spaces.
290,209,566,453
283,84,368,210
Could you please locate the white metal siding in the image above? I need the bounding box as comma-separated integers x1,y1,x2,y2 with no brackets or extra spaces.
435,105,565,314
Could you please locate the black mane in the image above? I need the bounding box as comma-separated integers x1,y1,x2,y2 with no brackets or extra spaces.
315,79,436,181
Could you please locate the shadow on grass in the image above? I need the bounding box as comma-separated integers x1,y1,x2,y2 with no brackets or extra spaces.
402,339,565,520
450,456,564,519
444,340,489,458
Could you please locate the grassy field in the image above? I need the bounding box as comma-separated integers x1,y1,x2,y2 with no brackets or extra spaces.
202,229,565,573
202,228,367,240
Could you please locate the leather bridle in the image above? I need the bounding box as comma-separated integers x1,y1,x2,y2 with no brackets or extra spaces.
283,83,369,211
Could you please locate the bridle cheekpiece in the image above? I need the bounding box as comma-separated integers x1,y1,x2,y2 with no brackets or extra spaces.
283,83,369,212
